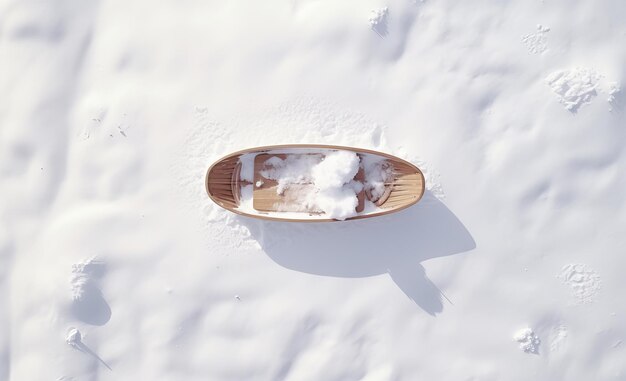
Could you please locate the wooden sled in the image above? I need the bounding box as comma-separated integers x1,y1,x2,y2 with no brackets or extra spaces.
205,144,425,222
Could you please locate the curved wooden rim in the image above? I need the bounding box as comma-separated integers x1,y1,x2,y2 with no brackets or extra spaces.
231,161,242,205
205,144,426,222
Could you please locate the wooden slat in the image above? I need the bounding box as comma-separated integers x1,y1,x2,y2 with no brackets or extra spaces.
253,154,316,212
210,184,233,191
388,190,415,197
207,155,239,208
384,195,418,203
220,201,236,209
209,180,238,185
390,178,420,184
214,190,234,198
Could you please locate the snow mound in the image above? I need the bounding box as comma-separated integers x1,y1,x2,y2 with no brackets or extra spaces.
311,150,361,220
65,327,82,348
312,150,360,190
545,68,600,112
514,328,541,354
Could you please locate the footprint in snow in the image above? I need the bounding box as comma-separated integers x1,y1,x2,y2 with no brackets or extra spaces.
557,263,601,304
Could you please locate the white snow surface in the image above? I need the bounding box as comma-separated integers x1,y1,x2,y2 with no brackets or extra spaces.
2,0,626,380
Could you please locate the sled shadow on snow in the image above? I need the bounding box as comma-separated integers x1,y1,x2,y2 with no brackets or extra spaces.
243,192,475,316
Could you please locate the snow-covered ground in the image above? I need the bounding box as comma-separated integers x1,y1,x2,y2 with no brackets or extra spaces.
1,0,626,379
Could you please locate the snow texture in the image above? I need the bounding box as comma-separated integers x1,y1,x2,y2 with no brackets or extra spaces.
260,154,324,195
362,154,393,201
607,82,621,111
546,68,601,112
69,258,111,326
514,328,541,354
70,258,105,302
558,264,601,304
522,24,550,54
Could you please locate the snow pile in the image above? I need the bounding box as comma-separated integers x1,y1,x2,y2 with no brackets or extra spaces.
545,67,601,112
260,154,323,195
260,151,362,220
362,155,393,202
311,151,360,190
514,328,541,354
311,150,362,220
65,328,82,348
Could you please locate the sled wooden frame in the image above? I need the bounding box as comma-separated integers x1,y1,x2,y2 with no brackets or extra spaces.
205,144,426,222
